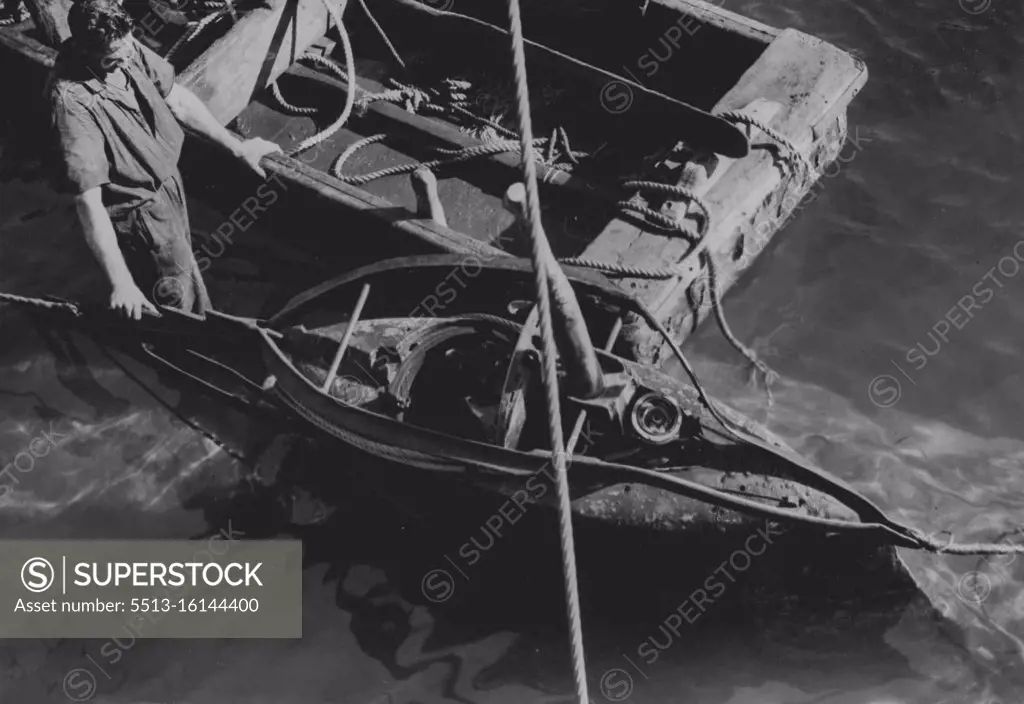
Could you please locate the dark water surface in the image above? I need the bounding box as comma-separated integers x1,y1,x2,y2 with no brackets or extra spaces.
3,0,1024,702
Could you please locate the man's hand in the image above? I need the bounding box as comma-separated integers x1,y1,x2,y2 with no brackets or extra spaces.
165,85,282,178
234,138,282,179
110,280,159,320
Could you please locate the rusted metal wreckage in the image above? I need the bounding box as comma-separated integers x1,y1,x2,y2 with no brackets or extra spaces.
0,255,975,559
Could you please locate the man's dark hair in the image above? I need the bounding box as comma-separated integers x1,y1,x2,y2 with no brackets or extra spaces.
67,0,134,53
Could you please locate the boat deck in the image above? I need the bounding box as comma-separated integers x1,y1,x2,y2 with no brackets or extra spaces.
0,0,867,364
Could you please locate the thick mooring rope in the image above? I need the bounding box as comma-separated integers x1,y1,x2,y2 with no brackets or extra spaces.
556,115,810,395
504,0,589,701
165,6,232,62
329,132,579,183
284,0,357,158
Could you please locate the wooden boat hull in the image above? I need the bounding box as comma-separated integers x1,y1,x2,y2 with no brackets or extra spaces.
0,0,868,364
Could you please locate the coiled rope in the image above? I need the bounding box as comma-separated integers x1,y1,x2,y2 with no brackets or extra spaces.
165,3,235,62
326,130,582,182
284,0,357,158
504,0,589,700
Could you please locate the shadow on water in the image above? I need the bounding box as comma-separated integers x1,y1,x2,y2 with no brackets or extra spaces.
216,434,1009,702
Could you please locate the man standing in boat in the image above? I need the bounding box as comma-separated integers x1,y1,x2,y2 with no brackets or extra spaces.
47,0,281,319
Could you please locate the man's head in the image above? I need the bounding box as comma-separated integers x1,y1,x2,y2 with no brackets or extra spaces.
67,0,135,74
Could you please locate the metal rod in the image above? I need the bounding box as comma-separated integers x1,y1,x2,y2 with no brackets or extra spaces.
321,283,371,393
566,316,622,454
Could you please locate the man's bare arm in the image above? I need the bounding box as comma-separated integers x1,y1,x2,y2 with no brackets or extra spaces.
75,187,156,319
165,84,280,177
76,187,134,287
165,84,244,156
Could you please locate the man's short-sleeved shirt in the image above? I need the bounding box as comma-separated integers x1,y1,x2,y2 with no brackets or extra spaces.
47,37,185,216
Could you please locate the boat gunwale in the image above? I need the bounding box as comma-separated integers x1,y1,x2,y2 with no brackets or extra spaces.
650,0,780,45
267,253,634,327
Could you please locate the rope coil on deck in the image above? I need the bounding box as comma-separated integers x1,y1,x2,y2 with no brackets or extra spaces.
327,131,582,184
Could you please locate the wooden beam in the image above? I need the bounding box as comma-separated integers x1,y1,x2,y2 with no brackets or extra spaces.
260,152,506,258
0,25,56,67
649,0,778,45
583,98,780,297
579,29,867,357
384,0,750,158
19,0,72,48
177,0,347,126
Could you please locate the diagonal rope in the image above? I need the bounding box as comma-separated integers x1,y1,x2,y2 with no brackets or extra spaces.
504,0,589,701
285,0,357,158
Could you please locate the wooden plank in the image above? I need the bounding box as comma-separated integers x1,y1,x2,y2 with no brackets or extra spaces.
648,0,778,45
260,152,505,258
583,98,780,283
20,0,71,48
176,0,347,126
387,0,751,158
580,28,867,355
287,63,622,205
0,25,55,67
